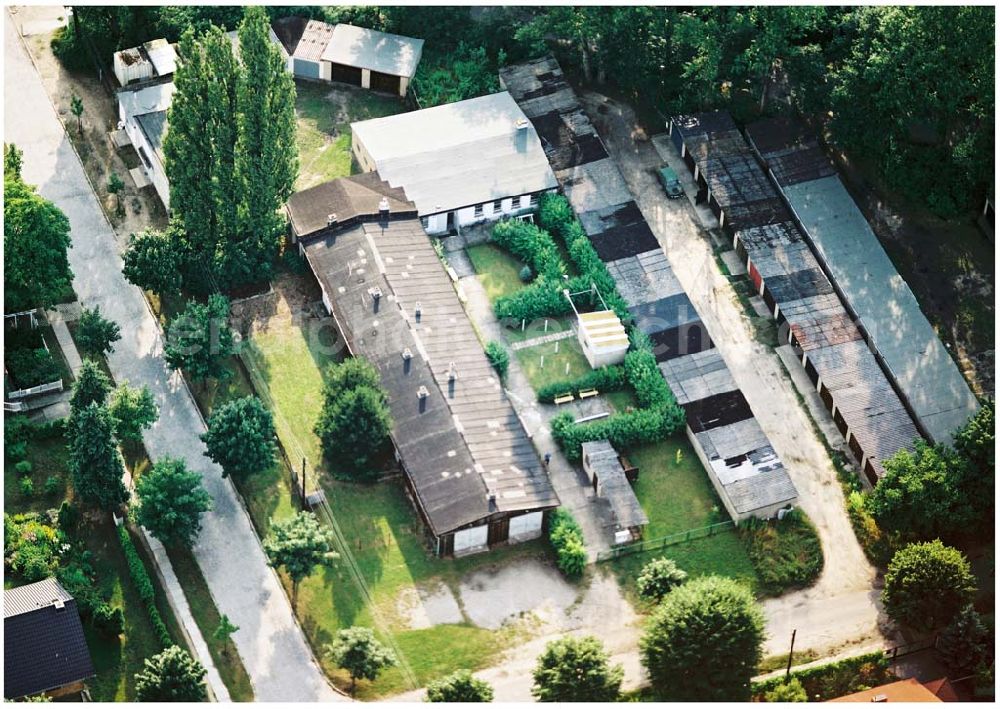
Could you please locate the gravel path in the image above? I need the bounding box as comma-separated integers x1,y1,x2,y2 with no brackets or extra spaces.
5,12,344,701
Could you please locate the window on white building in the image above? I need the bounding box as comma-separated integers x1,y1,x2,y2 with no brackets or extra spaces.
474,204,484,218
493,199,502,213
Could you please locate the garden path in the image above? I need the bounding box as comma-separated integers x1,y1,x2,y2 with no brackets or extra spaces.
5,13,344,701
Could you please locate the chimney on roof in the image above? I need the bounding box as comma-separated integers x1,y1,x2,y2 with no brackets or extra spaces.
871,695,888,703
515,118,529,131
327,213,338,227
53,598,65,611
417,386,429,400
414,302,422,321
369,286,382,312
448,361,457,381
402,347,413,361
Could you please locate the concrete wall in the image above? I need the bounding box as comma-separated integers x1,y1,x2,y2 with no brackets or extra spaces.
421,191,552,236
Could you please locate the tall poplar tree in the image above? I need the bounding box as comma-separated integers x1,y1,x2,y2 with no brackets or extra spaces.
232,6,298,286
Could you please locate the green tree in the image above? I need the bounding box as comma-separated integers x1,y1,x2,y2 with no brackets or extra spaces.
315,359,392,476
70,93,84,134
324,627,396,694
531,635,623,702
213,614,240,650
4,173,73,312
636,557,688,602
68,403,128,511
75,305,121,358
201,395,277,478
263,511,338,608
5,143,23,179
134,646,207,702
425,669,494,703
412,43,500,108
764,677,808,702
69,359,112,412
935,604,990,673
231,5,298,285
640,575,765,701
883,541,976,631
164,295,235,383
867,441,968,540
135,457,213,548
107,171,124,214
108,382,159,442
121,227,184,295
952,401,994,533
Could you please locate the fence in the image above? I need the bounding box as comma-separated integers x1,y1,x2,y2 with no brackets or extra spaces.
596,520,736,562
6,379,64,401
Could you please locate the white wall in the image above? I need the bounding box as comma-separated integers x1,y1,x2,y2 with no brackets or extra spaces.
508,511,543,542
361,68,371,89
453,524,488,556
119,105,170,209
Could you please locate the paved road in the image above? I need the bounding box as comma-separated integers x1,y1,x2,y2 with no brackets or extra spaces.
581,91,892,656
5,13,342,701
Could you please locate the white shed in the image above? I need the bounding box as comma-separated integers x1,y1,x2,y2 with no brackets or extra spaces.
577,310,629,368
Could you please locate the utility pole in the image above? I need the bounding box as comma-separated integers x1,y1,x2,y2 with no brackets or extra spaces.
301,457,307,511
785,628,797,678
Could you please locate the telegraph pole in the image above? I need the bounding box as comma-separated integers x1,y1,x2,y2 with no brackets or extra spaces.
301,457,307,511
785,628,797,678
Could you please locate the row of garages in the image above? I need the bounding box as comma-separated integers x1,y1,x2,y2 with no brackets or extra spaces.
669,112,924,485
501,57,799,522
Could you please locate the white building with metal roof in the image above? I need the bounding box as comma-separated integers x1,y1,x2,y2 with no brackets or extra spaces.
351,91,559,235
117,81,175,208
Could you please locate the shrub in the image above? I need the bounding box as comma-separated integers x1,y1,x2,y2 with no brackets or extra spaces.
846,490,895,566
5,415,30,461
92,603,125,638
56,562,103,618
6,348,61,388
315,358,392,476
135,646,207,701
15,460,33,476
763,678,807,702
636,557,688,602
4,513,62,581
548,508,587,578
19,477,34,497
57,501,79,532
936,604,991,673
491,218,564,281
484,340,509,382
532,635,623,702
751,652,892,701
426,669,494,702
117,525,173,647
50,24,90,72
737,509,824,596
518,264,533,282
536,365,627,403
75,305,121,358
44,476,61,497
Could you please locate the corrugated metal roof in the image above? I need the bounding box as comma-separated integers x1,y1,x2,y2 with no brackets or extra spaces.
321,24,423,78
583,441,648,530
117,81,175,121
302,210,558,535
352,91,557,217
4,578,73,619
291,19,336,62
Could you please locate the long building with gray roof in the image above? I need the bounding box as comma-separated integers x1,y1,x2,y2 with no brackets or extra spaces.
501,56,798,521
745,117,979,445
293,178,559,556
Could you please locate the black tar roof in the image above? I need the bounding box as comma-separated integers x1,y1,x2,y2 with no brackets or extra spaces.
4,579,95,699
302,215,559,536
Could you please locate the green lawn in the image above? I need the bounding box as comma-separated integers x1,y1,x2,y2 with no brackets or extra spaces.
209,272,539,698
502,314,576,344
6,428,70,513
606,436,760,599
466,243,526,302
515,337,592,393
295,81,405,190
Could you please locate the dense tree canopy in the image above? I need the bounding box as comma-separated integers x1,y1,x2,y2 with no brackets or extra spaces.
935,604,992,674
640,575,765,701
121,228,184,296
315,358,392,476
135,457,213,548
636,557,688,602
75,306,121,359
108,382,159,442
163,295,236,382
882,541,977,631
70,359,112,412
68,402,128,511
201,395,277,478
4,168,73,312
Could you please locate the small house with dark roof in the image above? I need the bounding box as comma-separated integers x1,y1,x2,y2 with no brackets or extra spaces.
273,17,422,97
289,175,560,555
117,80,175,209
4,578,95,700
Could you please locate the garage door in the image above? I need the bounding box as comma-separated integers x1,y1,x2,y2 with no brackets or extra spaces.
453,524,488,555
508,511,543,541
293,58,321,79
330,63,363,87
370,70,401,95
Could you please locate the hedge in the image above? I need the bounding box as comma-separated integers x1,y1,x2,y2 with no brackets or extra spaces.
484,340,509,382
551,405,685,461
492,219,564,281
548,508,587,578
751,651,892,701
117,525,173,647
536,365,628,403
494,278,575,322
